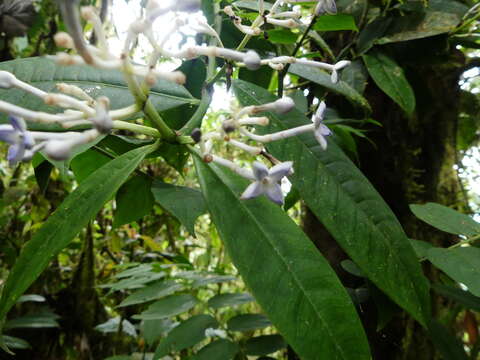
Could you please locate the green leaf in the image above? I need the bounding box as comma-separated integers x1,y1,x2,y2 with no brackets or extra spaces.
0,144,154,324
0,57,198,130
154,315,218,359
314,14,358,32
142,319,176,346
118,280,183,307
233,0,273,11
377,0,468,44
16,294,45,303
410,203,480,237
427,247,480,297
70,148,112,183
151,181,207,235
208,293,254,309
227,314,271,332
95,317,137,337
433,284,480,311
244,335,286,356
194,156,371,360
288,63,371,113
266,29,298,44
1,335,30,350
192,339,239,360
132,294,198,320
233,79,431,327
362,50,416,116
114,175,154,228
409,239,435,259
4,313,59,330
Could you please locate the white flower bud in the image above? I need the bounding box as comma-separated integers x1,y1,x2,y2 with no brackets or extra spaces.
273,97,295,114
0,71,17,89
331,70,338,84
243,50,261,70
80,6,96,21
43,140,73,161
54,32,74,48
334,60,351,70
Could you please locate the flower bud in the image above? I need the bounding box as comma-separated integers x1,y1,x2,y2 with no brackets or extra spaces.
334,60,351,70
43,140,73,161
243,50,261,70
80,6,96,21
0,71,17,89
54,32,74,48
191,128,202,143
273,97,295,114
222,120,237,133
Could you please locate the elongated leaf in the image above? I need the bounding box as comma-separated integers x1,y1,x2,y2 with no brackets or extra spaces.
0,145,154,325
244,335,286,356
114,175,154,228
151,181,207,234
192,339,239,360
4,313,59,330
428,320,469,360
433,284,480,311
208,293,254,309
227,314,271,332
410,202,480,237
288,63,371,113
362,50,416,116
0,57,198,130
132,294,198,320
118,280,183,307
427,247,480,296
194,156,371,360
154,315,218,359
314,14,358,32
233,79,431,327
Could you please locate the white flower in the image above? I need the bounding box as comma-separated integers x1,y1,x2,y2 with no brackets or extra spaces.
314,0,337,15
241,161,293,205
312,101,332,150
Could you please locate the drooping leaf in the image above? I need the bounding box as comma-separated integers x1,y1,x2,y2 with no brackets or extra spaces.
113,175,154,228
0,144,155,324
410,203,480,237
16,294,45,303
433,284,480,311
142,318,176,346
233,79,431,327
409,239,435,258
132,294,198,321
151,180,207,235
4,313,59,330
70,148,111,183
427,247,480,297
244,335,286,356
208,293,254,309
194,155,371,360
154,315,218,359
1,335,30,350
0,57,198,130
377,0,468,44
288,63,371,113
192,339,239,360
314,14,358,32
118,280,183,307
362,50,416,116
227,314,271,332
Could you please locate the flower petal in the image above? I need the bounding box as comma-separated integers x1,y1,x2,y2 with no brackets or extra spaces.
8,143,25,166
0,127,18,144
9,115,26,132
265,183,284,205
268,161,293,182
252,161,269,180
314,129,328,150
319,123,331,136
240,181,264,200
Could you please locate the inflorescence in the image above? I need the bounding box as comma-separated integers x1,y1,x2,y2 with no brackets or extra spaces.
0,0,346,205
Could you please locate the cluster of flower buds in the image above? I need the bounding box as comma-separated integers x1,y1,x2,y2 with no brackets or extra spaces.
0,70,145,164
192,97,332,205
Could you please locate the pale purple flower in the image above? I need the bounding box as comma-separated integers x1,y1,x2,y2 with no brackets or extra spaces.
312,101,332,150
241,161,293,205
315,0,337,15
0,115,34,166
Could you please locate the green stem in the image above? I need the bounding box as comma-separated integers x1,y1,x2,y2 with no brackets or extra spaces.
419,233,480,262
112,120,161,137
179,87,213,136
122,60,176,141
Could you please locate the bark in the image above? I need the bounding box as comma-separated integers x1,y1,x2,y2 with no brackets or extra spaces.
302,37,466,359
